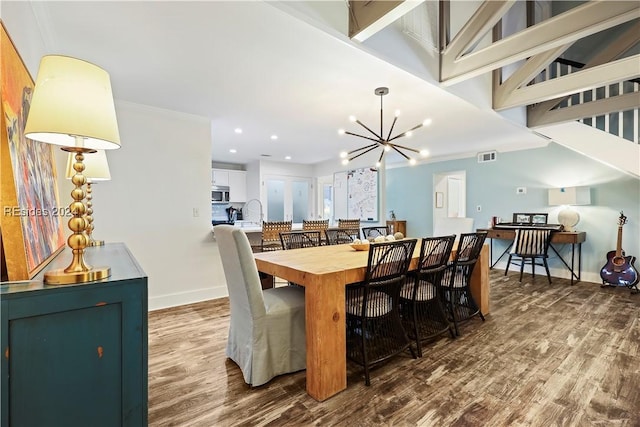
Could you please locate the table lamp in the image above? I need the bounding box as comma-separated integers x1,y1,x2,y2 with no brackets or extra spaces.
548,186,591,232
66,150,111,246
24,55,121,285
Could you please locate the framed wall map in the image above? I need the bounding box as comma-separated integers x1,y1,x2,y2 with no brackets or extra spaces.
0,21,65,280
334,167,379,222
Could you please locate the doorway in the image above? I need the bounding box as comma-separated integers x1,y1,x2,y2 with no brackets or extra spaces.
432,170,467,230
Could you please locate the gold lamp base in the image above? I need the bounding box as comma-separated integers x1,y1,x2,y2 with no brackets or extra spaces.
88,239,105,247
44,266,111,286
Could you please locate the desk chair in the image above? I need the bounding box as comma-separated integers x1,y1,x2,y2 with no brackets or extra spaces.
345,238,418,385
214,225,306,386
505,228,553,283
400,235,456,357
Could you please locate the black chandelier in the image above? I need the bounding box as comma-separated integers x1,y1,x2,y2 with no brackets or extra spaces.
339,87,431,167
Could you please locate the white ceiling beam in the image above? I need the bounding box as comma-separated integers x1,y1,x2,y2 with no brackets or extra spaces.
493,44,571,110
441,1,640,86
529,20,640,123
496,55,640,110
529,92,640,128
349,0,424,42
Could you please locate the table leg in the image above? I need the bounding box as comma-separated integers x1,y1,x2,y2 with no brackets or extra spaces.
470,245,490,315
303,272,347,401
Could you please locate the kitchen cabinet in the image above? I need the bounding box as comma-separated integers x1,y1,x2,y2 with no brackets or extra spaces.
0,243,148,427
228,170,247,203
212,169,229,186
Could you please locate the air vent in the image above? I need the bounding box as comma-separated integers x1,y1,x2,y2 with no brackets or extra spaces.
477,150,497,163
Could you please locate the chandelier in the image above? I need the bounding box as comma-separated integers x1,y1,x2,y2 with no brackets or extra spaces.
339,87,431,167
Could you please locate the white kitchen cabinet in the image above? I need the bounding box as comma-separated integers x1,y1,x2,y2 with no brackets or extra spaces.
212,169,229,186
228,170,247,203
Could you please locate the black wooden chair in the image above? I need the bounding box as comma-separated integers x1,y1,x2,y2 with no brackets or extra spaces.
361,226,389,240
399,235,456,357
441,232,487,336
324,229,357,245
345,238,418,385
279,230,322,250
504,228,553,283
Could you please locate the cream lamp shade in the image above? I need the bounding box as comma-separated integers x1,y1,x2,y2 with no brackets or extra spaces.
24,55,121,150
548,186,591,231
66,150,111,182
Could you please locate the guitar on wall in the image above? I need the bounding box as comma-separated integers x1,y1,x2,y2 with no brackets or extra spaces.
600,211,639,293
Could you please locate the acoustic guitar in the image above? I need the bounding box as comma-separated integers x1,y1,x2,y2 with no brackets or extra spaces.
600,211,639,291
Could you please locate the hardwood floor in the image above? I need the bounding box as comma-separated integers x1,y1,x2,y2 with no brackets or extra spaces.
148,271,640,426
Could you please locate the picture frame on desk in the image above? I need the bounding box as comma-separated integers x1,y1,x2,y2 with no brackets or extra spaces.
0,21,65,280
513,213,548,225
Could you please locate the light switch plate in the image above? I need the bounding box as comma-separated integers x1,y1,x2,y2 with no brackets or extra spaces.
516,187,527,194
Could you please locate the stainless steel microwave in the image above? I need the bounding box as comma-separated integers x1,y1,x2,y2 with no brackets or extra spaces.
212,186,230,203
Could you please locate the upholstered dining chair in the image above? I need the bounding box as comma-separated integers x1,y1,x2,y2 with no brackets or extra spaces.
345,238,418,385
399,235,456,357
261,221,292,251
361,226,389,240
441,232,487,336
213,225,306,386
504,228,553,283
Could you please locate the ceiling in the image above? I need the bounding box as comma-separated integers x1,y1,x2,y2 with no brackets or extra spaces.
29,1,549,166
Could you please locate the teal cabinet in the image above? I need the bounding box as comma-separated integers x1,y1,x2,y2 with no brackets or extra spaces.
1,243,148,427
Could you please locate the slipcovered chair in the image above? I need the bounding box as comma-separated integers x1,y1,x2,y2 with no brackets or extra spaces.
505,228,553,283
361,226,389,240
441,232,487,336
214,225,306,386
345,238,418,385
399,235,456,357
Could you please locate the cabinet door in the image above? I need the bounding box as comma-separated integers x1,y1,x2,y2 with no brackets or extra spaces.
228,170,247,202
212,169,229,186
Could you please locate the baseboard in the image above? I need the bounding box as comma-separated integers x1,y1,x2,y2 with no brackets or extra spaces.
149,285,228,311
492,261,601,284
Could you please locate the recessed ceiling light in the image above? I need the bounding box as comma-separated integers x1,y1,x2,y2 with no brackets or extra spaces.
285,156,291,160
234,128,242,134
229,149,237,153
270,135,278,140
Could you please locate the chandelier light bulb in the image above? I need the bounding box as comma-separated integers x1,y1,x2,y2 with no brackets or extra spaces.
339,151,348,158
409,158,417,165
341,158,349,165
423,118,432,127
375,161,381,167
405,131,413,137
384,145,391,152
338,129,345,135
349,115,357,123
394,110,401,117
419,149,429,157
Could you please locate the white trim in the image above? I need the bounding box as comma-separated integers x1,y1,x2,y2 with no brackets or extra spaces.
148,286,227,311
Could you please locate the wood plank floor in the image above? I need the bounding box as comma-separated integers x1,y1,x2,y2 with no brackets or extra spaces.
148,271,640,426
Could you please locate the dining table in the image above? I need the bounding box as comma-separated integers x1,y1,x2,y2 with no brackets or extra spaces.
253,239,490,401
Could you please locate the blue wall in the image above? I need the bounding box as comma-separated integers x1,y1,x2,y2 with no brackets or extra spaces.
386,143,640,283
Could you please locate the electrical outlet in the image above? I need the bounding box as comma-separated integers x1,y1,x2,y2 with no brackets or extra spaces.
193,208,199,217
476,205,482,212
516,187,527,194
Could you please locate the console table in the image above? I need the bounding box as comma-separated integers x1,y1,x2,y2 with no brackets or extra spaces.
477,228,587,285
386,220,407,236
0,243,148,427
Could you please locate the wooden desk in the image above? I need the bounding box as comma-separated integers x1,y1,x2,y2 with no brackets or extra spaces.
253,240,489,401
477,228,587,285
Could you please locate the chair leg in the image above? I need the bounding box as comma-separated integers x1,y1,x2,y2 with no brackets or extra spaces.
543,258,552,284
504,255,512,275
519,258,525,282
532,258,536,279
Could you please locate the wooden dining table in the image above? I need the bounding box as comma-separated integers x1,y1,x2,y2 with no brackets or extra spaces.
253,240,490,401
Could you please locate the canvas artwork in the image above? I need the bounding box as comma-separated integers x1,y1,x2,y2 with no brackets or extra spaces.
1,21,65,280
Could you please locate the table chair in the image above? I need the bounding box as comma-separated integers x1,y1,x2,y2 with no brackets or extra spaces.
400,235,456,357
504,228,553,283
261,221,292,251
338,219,361,239
214,225,306,386
362,226,389,240
442,232,487,336
345,238,418,385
